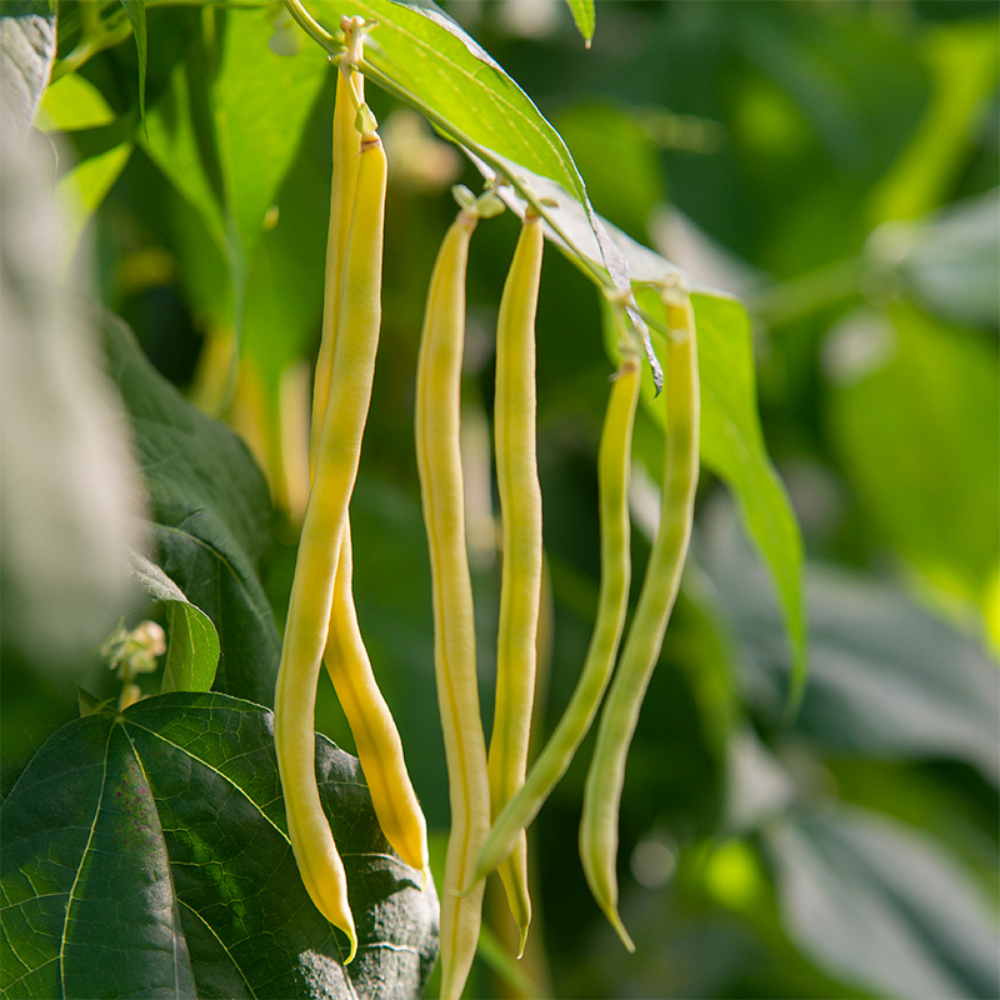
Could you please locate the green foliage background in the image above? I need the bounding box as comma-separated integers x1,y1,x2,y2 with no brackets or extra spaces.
1,1,998,998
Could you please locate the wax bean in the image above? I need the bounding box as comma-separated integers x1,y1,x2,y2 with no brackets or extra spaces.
273,126,386,966
415,209,491,1000
579,292,700,951
489,214,545,954
308,29,428,878
471,353,639,889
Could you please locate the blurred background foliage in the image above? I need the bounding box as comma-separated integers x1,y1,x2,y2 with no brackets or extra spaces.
2,1,998,998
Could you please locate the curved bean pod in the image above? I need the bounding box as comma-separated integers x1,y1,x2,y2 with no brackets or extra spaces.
489,214,545,954
470,354,639,888
579,293,700,952
415,210,491,1000
273,130,386,966
323,528,429,874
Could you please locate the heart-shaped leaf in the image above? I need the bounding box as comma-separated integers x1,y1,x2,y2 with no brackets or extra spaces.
0,691,438,999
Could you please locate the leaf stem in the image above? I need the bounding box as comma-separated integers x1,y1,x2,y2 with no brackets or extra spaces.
750,255,865,327
282,0,343,58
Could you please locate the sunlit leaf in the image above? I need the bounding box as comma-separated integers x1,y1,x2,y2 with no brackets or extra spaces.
827,302,1000,610
294,0,631,294
563,0,595,48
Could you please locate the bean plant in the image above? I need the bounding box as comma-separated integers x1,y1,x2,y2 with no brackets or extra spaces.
3,2,998,1000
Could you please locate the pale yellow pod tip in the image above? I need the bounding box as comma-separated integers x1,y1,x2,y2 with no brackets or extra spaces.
602,903,635,954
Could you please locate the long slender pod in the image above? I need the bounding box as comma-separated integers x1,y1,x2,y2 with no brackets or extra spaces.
307,20,428,878
310,20,365,470
415,209,491,1000
471,351,640,887
323,530,429,874
489,213,545,954
579,291,700,951
273,129,386,966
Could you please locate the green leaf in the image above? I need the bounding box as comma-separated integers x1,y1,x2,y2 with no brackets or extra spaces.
143,3,331,324
699,499,1000,786
563,0,595,47
0,0,55,135
867,190,1000,331
0,691,438,999
826,302,1000,609
37,71,116,130
291,0,632,296
101,310,282,707
870,20,1000,224
694,293,807,707
119,0,147,129
315,0,585,203
128,551,220,695
241,82,334,397
634,289,807,706
767,807,1000,1000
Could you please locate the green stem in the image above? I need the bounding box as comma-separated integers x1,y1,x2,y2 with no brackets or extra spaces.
285,0,616,297
750,255,865,327
282,0,342,57
51,12,133,83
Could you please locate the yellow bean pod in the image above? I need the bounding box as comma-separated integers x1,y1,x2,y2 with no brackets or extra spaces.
579,292,700,951
307,33,428,879
471,352,639,888
323,528,428,874
309,59,364,472
273,129,387,966
489,213,545,954
415,210,491,1000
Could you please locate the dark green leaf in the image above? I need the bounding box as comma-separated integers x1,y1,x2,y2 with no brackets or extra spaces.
119,0,147,129
0,0,55,135
101,310,281,707
767,807,1000,1000
699,497,1000,785
0,691,438,999
129,551,220,695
